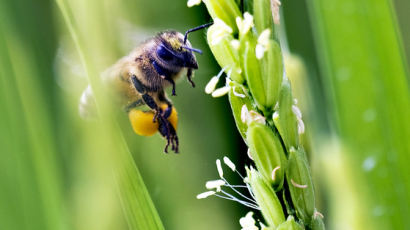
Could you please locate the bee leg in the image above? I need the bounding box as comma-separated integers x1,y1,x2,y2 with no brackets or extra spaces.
124,99,144,112
159,75,176,96
131,75,147,94
187,68,195,88
157,90,179,153
132,75,178,153
153,60,177,96
158,90,173,119
158,117,170,153
131,75,161,122
158,119,179,154
167,78,176,96
172,133,179,153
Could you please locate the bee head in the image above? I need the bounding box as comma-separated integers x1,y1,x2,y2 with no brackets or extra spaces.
155,23,213,70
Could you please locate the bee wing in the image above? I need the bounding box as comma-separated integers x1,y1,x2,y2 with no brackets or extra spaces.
65,21,156,119
78,85,98,119
54,37,88,93
116,19,157,52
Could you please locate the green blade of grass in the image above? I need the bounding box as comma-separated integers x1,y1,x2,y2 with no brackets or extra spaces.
55,0,165,229
0,10,66,230
308,0,410,229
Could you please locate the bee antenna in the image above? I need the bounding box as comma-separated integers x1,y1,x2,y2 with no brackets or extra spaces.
184,22,213,44
181,45,203,54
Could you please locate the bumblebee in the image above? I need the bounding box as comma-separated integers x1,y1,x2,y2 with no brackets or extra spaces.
79,23,212,153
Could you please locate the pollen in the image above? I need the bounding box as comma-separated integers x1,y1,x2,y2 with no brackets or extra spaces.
160,104,178,130
128,105,178,137
128,109,159,136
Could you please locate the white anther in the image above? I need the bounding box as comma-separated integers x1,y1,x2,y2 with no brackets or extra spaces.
210,18,233,45
243,12,254,33
206,179,225,191
230,39,240,50
216,159,224,178
187,0,201,7
196,191,216,199
236,12,254,35
255,44,265,60
214,18,233,33
292,105,302,119
271,166,281,181
291,105,305,134
291,179,308,189
223,156,236,171
247,148,253,160
271,0,281,25
272,111,279,120
239,212,258,229
314,210,325,219
249,110,266,125
255,29,271,59
274,102,279,110
212,86,231,97
241,105,249,123
241,106,266,125
257,29,271,47
297,118,305,134
205,76,219,94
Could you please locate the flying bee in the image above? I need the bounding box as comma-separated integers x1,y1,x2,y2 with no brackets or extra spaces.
79,23,212,153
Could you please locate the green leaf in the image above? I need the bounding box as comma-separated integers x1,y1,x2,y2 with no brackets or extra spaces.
309,0,410,229
55,0,165,229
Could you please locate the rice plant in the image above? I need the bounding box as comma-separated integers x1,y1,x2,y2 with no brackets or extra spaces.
0,0,408,229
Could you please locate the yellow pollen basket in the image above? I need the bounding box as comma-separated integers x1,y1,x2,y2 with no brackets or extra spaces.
162,104,178,130
128,104,178,136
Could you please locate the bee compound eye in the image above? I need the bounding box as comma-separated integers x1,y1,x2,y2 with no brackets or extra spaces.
157,45,174,61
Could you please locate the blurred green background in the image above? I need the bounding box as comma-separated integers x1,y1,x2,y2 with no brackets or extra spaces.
0,0,408,230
